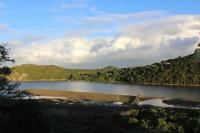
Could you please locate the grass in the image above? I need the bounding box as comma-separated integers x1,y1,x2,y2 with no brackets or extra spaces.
27,89,136,104
1,97,200,133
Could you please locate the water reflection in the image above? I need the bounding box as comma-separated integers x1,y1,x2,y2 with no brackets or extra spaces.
19,81,200,99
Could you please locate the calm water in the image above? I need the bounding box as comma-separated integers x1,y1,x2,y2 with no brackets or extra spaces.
19,81,200,99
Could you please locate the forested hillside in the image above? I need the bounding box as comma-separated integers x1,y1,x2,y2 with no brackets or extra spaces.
9,49,200,86
9,64,93,81
119,54,200,85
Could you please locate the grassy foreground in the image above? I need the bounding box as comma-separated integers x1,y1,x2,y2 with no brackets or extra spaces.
1,89,199,133
1,97,200,133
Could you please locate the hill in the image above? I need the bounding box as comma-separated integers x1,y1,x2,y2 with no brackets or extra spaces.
119,53,200,86
9,64,93,81
9,49,200,86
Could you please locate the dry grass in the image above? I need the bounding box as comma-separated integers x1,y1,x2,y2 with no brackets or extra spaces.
27,89,136,103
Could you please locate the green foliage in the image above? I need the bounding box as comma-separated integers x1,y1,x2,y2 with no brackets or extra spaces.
118,53,200,85
1,99,200,133
9,50,200,86
9,64,93,81
0,43,21,98
43,104,200,133
156,118,169,132
121,106,200,133
178,126,185,133
9,64,119,82
129,118,138,125
121,109,139,117
140,119,149,129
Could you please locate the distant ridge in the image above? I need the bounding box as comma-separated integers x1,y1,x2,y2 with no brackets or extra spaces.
9,48,200,86
9,64,93,81
103,66,119,70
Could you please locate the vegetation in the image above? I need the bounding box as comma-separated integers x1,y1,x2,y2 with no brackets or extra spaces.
8,64,93,81
163,98,200,108
0,98,49,133
115,54,200,86
0,43,21,98
9,49,200,86
1,43,200,133
27,89,136,104
1,98,200,133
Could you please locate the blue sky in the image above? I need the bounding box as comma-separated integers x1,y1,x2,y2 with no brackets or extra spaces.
1,0,200,36
0,0,200,68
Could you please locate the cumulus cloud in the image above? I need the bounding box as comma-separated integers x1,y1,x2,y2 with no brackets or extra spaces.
160,37,199,58
120,15,200,58
9,14,200,68
8,34,47,47
12,38,92,65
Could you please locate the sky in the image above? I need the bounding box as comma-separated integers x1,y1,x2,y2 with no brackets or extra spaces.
0,0,200,68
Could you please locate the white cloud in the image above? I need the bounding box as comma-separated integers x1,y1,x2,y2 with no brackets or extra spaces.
12,38,93,65
83,11,167,25
47,0,90,12
9,14,200,68
8,34,47,48
113,36,141,50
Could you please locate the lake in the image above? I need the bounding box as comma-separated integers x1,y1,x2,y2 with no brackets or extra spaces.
18,81,200,99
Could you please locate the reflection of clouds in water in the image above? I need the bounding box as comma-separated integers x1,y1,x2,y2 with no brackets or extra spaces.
65,82,93,92
66,82,140,95
113,87,140,95
19,81,200,98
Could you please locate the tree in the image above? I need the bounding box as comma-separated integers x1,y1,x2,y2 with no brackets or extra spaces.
0,43,21,98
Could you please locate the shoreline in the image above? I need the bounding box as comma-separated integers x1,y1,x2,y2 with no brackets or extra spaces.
27,89,137,104
26,89,200,108
27,89,164,104
12,79,200,88
163,99,200,108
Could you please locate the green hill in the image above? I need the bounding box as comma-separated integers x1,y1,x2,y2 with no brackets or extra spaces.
119,53,200,86
9,49,200,86
9,64,93,81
